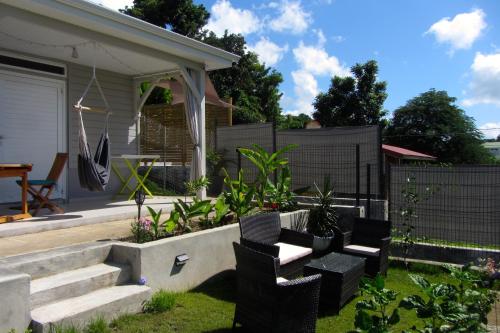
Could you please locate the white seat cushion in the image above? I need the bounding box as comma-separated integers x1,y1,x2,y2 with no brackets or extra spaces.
275,242,313,265
344,244,380,257
276,277,289,284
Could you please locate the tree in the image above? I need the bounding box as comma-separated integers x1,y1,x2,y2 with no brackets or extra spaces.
122,3,284,124
385,89,495,164
121,0,209,38
202,31,283,124
313,60,387,127
278,113,311,129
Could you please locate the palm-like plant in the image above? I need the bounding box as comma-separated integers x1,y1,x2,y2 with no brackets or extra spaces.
238,144,297,208
307,177,338,237
222,169,255,219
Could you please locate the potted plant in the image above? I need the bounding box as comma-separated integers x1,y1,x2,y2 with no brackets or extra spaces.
306,177,338,254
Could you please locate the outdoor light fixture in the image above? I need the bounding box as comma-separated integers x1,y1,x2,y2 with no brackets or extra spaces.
71,46,79,59
175,254,190,266
134,189,146,219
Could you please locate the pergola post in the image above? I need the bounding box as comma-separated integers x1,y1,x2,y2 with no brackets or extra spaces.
180,67,207,200
197,69,206,200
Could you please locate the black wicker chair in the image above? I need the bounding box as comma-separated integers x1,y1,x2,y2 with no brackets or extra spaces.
239,212,314,278
232,242,322,333
334,217,391,277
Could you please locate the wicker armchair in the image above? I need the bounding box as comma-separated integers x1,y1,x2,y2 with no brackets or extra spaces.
232,242,322,333
239,212,314,278
335,218,391,277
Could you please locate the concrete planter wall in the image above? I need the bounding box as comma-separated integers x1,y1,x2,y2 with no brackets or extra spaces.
111,210,308,292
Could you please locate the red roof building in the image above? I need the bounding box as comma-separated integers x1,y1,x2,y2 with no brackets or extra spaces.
382,144,436,165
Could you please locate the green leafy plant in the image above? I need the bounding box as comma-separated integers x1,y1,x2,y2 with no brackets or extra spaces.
265,166,300,212
444,264,496,326
352,274,400,333
212,195,230,225
399,268,495,333
397,175,437,269
84,317,110,333
145,206,167,240
165,198,213,234
307,177,338,237
238,143,297,208
143,290,177,313
185,176,211,196
222,169,255,219
51,324,80,333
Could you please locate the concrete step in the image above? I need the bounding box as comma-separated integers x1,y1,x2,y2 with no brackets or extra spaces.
31,285,151,333
30,263,131,309
0,242,114,279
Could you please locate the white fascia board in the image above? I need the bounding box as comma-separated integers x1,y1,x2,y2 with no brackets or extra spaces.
1,0,240,71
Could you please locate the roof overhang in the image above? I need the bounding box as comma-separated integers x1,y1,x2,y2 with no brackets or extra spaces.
0,0,239,76
382,144,436,161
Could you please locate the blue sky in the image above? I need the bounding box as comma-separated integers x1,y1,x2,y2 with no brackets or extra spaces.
100,0,500,138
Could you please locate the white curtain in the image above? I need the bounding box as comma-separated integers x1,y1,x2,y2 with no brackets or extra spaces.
182,69,201,181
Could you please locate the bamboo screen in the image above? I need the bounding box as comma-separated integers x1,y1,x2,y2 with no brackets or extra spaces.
140,103,231,164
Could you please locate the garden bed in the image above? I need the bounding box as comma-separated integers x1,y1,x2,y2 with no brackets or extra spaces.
110,210,307,292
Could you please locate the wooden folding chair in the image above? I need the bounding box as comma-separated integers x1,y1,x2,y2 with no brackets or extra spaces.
17,153,68,216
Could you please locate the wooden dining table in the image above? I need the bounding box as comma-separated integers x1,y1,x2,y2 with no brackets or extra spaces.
0,164,32,223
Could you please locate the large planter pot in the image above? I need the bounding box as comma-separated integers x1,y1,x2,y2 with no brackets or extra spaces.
312,234,334,255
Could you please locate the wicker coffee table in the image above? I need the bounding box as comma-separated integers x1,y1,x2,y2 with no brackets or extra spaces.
304,252,366,312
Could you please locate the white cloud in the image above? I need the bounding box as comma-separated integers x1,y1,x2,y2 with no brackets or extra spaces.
269,1,312,35
314,29,327,46
292,41,350,77
462,52,500,106
288,70,319,115
248,37,288,66
206,0,261,36
285,33,349,115
479,123,500,139
426,9,486,51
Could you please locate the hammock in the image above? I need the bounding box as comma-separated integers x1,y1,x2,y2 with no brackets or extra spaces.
74,63,111,192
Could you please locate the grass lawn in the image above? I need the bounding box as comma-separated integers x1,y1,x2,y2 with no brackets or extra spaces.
109,263,456,333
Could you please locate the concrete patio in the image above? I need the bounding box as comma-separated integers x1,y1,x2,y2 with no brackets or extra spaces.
0,196,184,239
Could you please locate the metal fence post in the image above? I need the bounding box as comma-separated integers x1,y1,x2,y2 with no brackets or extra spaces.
366,163,371,219
237,148,242,173
272,120,277,184
356,144,360,206
378,124,385,199
214,119,218,152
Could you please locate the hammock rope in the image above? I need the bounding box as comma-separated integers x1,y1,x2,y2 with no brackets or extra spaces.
75,43,112,192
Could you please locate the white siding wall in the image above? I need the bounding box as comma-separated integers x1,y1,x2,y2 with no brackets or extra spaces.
67,63,137,198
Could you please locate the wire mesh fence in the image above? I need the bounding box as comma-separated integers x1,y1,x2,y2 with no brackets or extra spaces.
390,165,500,258
216,123,383,197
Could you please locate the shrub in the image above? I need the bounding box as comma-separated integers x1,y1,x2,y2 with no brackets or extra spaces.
83,317,110,333
307,177,338,237
399,265,496,333
52,325,80,333
143,290,177,313
351,274,400,333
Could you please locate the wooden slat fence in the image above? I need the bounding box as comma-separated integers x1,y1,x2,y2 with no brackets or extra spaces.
140,103,232,164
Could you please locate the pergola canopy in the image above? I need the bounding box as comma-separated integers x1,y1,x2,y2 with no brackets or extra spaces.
0,0,239,76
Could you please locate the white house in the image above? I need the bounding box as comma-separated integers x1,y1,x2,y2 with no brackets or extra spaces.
0,0,239,203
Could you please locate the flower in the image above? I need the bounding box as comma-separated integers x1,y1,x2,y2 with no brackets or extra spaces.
139,217,152,231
